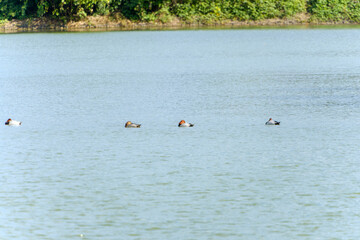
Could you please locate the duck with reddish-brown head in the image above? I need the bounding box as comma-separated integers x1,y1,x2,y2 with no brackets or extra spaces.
125,121,141,128
178,120,194,127
5,118,22,126
265,118,280,125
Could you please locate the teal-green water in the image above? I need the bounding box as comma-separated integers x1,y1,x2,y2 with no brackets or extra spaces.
1,29,360,239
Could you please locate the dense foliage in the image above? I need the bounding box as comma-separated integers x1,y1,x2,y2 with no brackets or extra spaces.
307,0,360,22
0,0,359,22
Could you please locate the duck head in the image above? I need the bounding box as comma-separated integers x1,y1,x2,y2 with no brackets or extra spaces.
5,118,11,125
178,120,185,126
125,121,132,127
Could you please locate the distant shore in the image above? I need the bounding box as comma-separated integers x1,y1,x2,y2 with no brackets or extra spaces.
1,15,359,33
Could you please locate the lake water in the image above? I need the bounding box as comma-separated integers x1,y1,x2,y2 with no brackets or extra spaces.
1,27,360,239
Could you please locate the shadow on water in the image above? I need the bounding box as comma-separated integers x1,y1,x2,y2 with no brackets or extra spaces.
1,24,360,34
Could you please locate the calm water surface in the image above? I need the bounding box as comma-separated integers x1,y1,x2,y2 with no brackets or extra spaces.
1,28,360,239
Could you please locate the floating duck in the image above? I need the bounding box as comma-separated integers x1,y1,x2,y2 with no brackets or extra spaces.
265,118,280,125
178,120,194,127
5,118,22,126
125,121,141,128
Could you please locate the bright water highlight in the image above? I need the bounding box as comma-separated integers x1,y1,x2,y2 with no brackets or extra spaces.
1,29,360,239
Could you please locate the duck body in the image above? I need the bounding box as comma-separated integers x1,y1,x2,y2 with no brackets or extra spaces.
265,118,280,125
5,118,21,126
125,121,141,128
178,120,194,127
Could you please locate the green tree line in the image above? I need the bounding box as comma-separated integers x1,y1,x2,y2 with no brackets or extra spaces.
0,0,359,22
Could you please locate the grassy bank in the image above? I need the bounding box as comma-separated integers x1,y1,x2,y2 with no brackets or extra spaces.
1,0,359,32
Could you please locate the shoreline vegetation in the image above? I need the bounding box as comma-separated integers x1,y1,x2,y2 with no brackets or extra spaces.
1,0,360,32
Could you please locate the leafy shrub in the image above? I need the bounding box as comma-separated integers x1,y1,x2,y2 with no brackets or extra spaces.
308,0,360,22
0,0,358,23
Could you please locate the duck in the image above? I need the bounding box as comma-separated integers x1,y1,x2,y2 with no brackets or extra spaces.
5,118,22,126
265,118,280,125
125,121,141,128
178,120,194,127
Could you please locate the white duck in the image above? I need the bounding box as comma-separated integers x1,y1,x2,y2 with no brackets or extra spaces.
265,118,280,125
125,121,141,128
178,120,194,127
5,118,22,126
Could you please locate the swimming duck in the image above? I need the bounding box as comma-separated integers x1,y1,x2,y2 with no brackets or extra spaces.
178,120,194,127
125,121,141,128
265,118,280,125
5,118,22,126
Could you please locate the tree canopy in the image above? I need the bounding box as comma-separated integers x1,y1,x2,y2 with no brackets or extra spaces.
0,0,359,23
